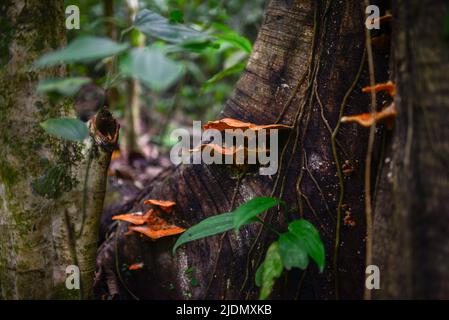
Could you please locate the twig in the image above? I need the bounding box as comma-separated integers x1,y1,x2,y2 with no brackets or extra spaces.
362,0,377,301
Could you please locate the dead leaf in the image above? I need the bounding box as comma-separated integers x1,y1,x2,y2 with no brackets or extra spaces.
112,211,153,225
203,118,292,131
143,199,176,213
362,81,397,97
341,103,397,128
129,262,144,271
129,224,185,240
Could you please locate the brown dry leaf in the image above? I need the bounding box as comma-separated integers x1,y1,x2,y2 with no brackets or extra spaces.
129,262,144,271
143,199,176,213
203,118,292,131
341,103,397,128
129,224,185,240
112,211,153,225
362,81,397,97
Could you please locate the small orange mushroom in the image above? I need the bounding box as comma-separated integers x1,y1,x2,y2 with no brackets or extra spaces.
144,199,176,213
112,211,154,225
129,262,144,271
362,81,397,97
129,224,185,240
341,103,397,128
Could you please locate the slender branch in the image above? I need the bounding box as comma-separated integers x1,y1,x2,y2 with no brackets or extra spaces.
362,0,377,301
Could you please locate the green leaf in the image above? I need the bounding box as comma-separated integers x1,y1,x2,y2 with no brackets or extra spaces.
288,220,325,272
233,197,281,231
134,9,207,44
256,242,283,300
40,118,89,142
213,32,252,53
173,212,235,254
278,232,309,270
255,261,265,287
120,47,184,91
36,77,91,97
172,197,281,254
169,10,184,23
35,37,129,67
178,39,220,53
201,62,246,94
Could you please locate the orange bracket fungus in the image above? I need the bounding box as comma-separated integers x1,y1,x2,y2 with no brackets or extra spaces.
203,117,292,131
341,103,397,128
112,200,185,240
362,81,397,97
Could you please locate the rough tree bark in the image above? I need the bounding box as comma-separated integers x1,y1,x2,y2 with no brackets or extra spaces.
96,0,389,300
0,1,118,299
373,0,449,299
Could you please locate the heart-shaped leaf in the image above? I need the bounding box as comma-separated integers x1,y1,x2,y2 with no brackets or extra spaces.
288,219,325,272
120,47,184,91
134,9,207,44
278,232,309,270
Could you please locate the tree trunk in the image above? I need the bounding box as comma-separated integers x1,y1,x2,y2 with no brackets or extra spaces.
96,0,388,300
0,0,117,299
373,0,449,299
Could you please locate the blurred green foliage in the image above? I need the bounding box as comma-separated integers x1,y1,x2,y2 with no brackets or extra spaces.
50,0,265,147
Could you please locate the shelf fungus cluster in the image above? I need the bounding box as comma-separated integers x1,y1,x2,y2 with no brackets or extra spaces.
341,81,397,129
112,199,185,240
187,118,291,175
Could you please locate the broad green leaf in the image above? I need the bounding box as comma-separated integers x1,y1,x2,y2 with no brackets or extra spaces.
134,9,207,44
36,77,91,97
288,220,325,272
165,39,219,54
173,212,235,254
233,197,281,230
35,37,129,67
40,118,89,142
211,22,234,34
120,47,184,91
201,62,246,94
278,232,309,270
179,39,220,53
169,10,184,23
213,33,252,53
257,242,283,300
